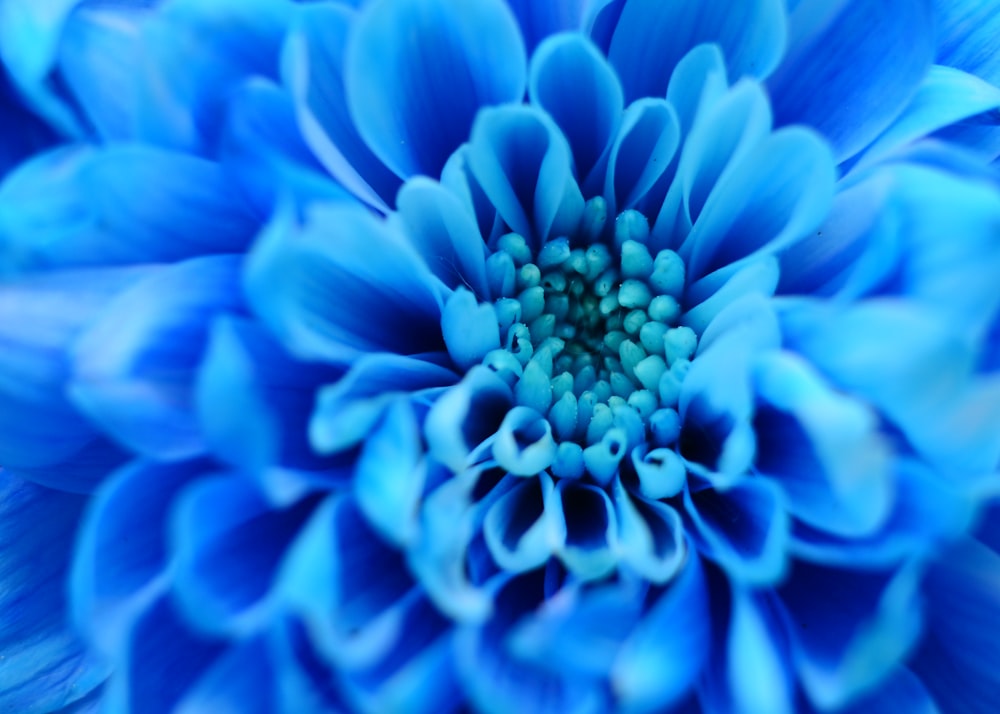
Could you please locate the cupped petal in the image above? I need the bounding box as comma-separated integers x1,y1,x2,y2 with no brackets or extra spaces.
0,63,58,178
529,33,623,186
0,145,257,273
767,0,934,162
466,105,585,249
605,0,786,102
70,459,210,656
0,473,108,714
245,201,448,365
910,537,1000,714
396,178,490,297
613,478,686,583
483,473,555,573
777,560,924,711
603,98,680,216
0,265,153,491
492,406,557,476
611,550,710,712
345,0,527,179
69,255,244,460
684,478,789,586
281,2,401,210
171,474,318,637
549,480,618,580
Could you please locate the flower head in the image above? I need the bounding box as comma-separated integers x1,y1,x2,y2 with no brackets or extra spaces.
0,1,999,713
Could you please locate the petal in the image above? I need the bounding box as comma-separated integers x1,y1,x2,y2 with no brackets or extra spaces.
70,459,209,655
603,98,680,215
684,479,789,586
612,479,686,583
611,550,710,712
0,64,58,178
933,0,1000,86
767,0,934,162
824,667,940,714
853,65,1000,172
529,33,623,186
440,288,501,370
395,177,491,296
605,0,786,101
778,560,924,710
505,0,591,54
69,255,244,460
281,2,400,209
245,202,447,365
910,537,1000,714
665,43,729,138
492,406,557,476
171,475,318,636
466,105,585,249
483,473,555,573
0,145,257,272
550,480,619,580
345,0,527,179
0,473,107,714
174,637,277,714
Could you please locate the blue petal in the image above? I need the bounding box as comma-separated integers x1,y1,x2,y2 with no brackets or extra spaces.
933,0,1000,87
0,266,152,490
466,105,585,249
173,637,276,714
281,2,400,210
684,479,789,586
603,98,680,215
853,65,1000,172
245,202,447,364
529,33,623,187
69,256,243,460
822,667,940,714
219,78,351,216
550,480,618,580
70,459,208,655
0,66,58,178
483,474,554,573
102,596,225,714
492,406,557,476
505,0,591,54
441,288,501,370
171,475,317,636
396,177,491,297
0,145,257,273
604,0,785,101
611,550,710,712
910,537,1000,714
767,0,934,162
0,473,108,714
345,0,527,179
665,43,728,138
355,399,425,547
311,351,456,454
195,316,341,491
777,560,924,711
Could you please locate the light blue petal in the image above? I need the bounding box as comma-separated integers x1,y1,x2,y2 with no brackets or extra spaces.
311,353,455,454
0,145,257,272
910,537,1000,714
245,202,447,364
550,480,618,580
467,105,585,249
778,560,924,711
684,478,789,586
665,43,728,138
767,0,934,162
853,65,1000,172
281,2,400,210
492,406,557,476
933,0,1000,87
823,667,940,714
0,473,108,714
529,33,623,186
605,0,785,101
440,288,501,370
603,98,680,215
613,478,686,583
69,256,243,460
345,0,526,179
0,266,152,490
423,366,511,470
396,177,491,296
70,459,208,656
611,549,710,713
355,399,425,547
753,350,894,536
483,474,554,572
170,475,316,637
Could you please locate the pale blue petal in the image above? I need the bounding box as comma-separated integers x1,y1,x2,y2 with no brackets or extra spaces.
345,0,526,179
550,480,618,580
603,98,680,215
505,0,590,53
613,478,686,583
768,0,934,162
492,406,557,476
441,288,501,370
933,0,1000,87
483,474,554,572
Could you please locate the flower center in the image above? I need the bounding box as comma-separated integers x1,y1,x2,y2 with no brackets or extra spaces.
483,197,698,483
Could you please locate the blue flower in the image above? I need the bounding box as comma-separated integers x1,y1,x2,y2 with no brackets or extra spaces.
1,1,1000,713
